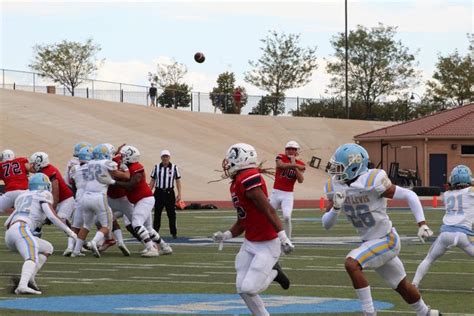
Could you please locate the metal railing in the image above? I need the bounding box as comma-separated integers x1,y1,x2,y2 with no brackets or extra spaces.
1,68,327,115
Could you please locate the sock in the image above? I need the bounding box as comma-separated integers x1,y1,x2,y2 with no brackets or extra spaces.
92,231,105,245
73,239,85,254
30,254,47,284
67,236,75,250
284,217,292,239
240,293,269,316
411,298,429,316
412,257,433,287
18,260,36,288
113,229,124,245
356,286,375,313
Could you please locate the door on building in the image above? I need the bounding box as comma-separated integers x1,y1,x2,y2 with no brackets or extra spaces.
429,154,447,190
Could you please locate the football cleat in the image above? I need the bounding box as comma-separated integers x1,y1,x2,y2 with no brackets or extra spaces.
427,308,441,316
15,286,42,295
63,248,73,257
363,311,377,316
159,243,173,255
118,244,131,257
87,241,101,258
98,239,116,252
141,248,159,257
28,280,41,292
71,252,86,258
272,262,290,290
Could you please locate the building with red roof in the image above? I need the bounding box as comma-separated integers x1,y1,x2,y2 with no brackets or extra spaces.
354,104,474,189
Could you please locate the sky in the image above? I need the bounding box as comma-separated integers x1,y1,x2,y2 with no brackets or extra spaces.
1,0,472,98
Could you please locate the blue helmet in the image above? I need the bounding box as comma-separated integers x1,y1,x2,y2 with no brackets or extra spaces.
29,173,52,192
328,143,369,181
449,165,472,186
78,146,93,162
92,144,111,160
73,141,92,157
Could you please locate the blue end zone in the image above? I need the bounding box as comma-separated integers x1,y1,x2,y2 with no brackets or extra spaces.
0,294,394,314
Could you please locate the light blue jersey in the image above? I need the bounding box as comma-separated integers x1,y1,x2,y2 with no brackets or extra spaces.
441,186,474,236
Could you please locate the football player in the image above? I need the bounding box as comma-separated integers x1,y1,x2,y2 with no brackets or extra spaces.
63,146,93,256
269,141,305,239
115,145,171,257
0,149,30,214
213,143,294,316
64,141,92,188
413,164,474,288
71,144,129,258
29,152,75,224
322,143,439,316
4,173,77,294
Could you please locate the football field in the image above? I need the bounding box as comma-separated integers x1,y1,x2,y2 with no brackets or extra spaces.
0,208,472,315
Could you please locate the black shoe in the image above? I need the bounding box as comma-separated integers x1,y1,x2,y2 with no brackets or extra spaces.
273,262,290,290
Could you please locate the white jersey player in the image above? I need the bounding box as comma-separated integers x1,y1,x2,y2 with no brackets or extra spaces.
4,173,77,295
63,146,93,256
64,142,92,187
71,144,126,258
413,165,474,288
322,143,439,316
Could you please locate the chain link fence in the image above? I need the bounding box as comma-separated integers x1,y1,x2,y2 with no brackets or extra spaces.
1,68,327,115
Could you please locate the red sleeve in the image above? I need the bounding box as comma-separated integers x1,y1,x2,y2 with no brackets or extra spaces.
275,154,284,161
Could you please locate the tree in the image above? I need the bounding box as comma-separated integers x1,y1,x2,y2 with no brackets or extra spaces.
251,93,285,115
149,60,187,88
29,39,102,96
209,72,248,114
244,31,318,115
157,83,191,109
327,24,419,119
425,34,473,107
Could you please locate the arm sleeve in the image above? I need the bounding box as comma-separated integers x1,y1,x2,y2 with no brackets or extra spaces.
392,185,425,223
41,202,73,235
321,209,339,230
175,165,181,179
372,170,393,195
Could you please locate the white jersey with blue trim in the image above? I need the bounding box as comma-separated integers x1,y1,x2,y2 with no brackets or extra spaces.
324,169,393,240
64,157,80,186
70,163,89,201
84,159,117,194
7,190,53,231
441,186,474,233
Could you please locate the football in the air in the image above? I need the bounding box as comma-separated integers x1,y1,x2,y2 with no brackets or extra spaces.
194,52,205,63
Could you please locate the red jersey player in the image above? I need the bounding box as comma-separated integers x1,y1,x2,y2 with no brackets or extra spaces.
0,149,30,213
269,140,305,239
212,143,294,316
115,145,171,257
29,152,75,222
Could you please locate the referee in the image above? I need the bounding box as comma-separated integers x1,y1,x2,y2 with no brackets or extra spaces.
149,149,182,239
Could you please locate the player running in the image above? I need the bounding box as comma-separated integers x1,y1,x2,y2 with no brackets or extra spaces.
322,143,440,316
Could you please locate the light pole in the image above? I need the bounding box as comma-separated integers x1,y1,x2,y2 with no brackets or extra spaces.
408,92,422,120
345,0,349,119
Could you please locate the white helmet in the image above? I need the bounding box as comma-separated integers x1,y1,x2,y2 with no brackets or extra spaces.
223,143,258,177
120,145,140,164
29,152,49,172
285,140,300,150
103,143,116,156
1,149,15,162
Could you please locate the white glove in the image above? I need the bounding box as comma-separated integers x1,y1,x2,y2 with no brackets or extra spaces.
417,224,434,243
212,230,232,242
333,191,346,211
278,230,295,254
67,231,78,242
97,173,116,185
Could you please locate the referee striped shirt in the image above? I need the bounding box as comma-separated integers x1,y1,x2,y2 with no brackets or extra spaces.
150,163,181,189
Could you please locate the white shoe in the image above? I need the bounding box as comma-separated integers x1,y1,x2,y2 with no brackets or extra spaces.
140,247,149,255
63,248,73,257
159,243,173,255
71,252,86,257
87,241,101,258
427,308,440,316
363,311,377,316
118,244,131,257
15,286,42,295
28,280,40,291
141,248,159,257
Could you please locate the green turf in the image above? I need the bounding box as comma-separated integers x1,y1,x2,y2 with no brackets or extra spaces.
0,209,472,315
